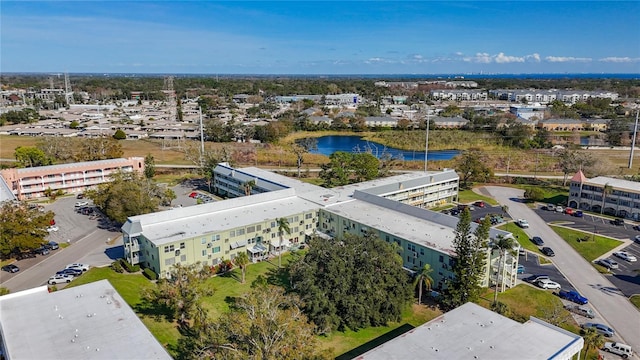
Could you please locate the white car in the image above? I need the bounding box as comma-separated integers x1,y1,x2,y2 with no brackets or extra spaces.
46,225,59,232
65,263,90,272
48,274,74,284
613,251,637,262
537,279,561,290
598,258,619,270
516,219,529,228
74,201,89,208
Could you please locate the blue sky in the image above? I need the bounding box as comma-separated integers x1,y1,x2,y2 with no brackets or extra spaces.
2,1,639,74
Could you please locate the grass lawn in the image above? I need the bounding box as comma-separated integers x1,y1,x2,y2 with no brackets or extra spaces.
509,184,568,206
550,225,623,262
497,222,543,255
458,189,499,206
631,295,640,310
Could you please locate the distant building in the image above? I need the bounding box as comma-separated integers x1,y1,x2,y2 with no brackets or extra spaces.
359,302,583,360
431,116,469,129
568,170,640,220
509,104,547,120
538,118,584,131
430,89,488,101
0,157,145,200
0,280,172,360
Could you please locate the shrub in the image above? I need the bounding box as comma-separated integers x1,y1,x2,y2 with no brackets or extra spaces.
111,260,124,273
119,259,140,273
143,268,158,280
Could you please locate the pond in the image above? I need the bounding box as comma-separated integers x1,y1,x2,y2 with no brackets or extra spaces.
309,136,460,161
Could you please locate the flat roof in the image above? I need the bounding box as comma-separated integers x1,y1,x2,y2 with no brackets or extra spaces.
0,280,171,360
359,302,583,360
587,176,640,193
10,157,141,175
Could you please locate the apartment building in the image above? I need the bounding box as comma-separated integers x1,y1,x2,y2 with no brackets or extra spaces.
430,89,488,101
568,171,640,220
0,157,144,200
122,164,519,292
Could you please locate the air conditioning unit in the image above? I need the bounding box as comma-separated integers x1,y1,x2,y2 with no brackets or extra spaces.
207,243,212,248
175,250,180,256
208,254,212,259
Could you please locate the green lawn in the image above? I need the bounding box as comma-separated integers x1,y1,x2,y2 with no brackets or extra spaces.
509,184,568,205
497,222,543,255
550,225,623,262
458,189,499,206
631,295,640,310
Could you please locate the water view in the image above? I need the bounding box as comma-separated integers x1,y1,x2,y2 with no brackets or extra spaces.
310,136,460,161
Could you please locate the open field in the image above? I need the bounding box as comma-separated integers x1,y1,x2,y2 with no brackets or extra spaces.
458,189,499,206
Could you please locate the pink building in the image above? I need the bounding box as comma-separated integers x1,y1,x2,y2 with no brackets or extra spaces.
0,157,145,200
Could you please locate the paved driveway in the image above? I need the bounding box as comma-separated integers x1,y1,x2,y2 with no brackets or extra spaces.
484,186,640,353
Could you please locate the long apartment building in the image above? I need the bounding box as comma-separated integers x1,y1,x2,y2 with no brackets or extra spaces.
0,157,145,200
568,170,640,221
122,164,518,292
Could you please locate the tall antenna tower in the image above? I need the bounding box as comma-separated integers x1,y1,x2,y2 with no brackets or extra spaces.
64,72,74,104
163,76,177,122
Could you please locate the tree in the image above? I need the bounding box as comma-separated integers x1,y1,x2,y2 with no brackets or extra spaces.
293,138,318,178
0,202,54,258
69,120,80,129
113,129,127,140
601,183,613,214
606,118,631,146
443,211,489,310
319,152,381,187
162,187,177,206
143,262,212,328
581,327,605,360
144,153,156,179
14,146,52,167
276,217,291,268
455,150,493,188
243,180,256,196
234,251,250,283
523,187,545,202
491,235,516,304
414,264,433,305
289,234,412,333
556,148,596,186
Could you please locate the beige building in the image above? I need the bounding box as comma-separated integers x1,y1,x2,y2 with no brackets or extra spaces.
568,170,640,220
0,157,144,200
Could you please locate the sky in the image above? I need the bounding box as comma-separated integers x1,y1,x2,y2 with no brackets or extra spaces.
1,1,639,75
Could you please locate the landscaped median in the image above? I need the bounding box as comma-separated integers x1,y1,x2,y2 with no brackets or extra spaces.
497,222,543,255
549,224,623,264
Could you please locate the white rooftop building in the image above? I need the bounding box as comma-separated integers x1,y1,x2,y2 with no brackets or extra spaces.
0,280,172,360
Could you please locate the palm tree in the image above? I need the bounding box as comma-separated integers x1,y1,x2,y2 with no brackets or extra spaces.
414,264,434,305
601,183,612,214
492,235,516,304
234,251,250,283
581,327,605,359
243,180,256,196
276,217,291,268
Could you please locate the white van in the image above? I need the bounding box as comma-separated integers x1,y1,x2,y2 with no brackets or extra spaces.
603,342,633,359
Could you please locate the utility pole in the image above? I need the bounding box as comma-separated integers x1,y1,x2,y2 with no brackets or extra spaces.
629,110,639,169
199,107,205,168
424,108,430,173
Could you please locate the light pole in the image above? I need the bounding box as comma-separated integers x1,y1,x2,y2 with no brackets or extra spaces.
424,108,430,173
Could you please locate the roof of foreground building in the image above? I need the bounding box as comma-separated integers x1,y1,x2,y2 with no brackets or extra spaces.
0,280,172,360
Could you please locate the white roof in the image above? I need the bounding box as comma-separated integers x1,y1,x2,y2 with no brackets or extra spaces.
587,176,640,193
0,280,171,360
360,302,583,360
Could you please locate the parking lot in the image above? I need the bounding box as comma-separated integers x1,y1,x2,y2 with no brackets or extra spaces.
534,206,640,298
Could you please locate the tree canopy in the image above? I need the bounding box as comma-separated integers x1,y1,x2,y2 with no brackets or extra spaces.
14,146,53,167
289,234,412,333
1,202,54,258
455,150,493,188
319,151,381,187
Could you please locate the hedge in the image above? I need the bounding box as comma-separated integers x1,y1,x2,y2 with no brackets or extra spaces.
119,259,140,273
143,268,158,281
111,260,124,273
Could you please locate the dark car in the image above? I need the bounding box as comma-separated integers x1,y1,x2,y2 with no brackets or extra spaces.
76,193,85,199
573,210,584,217
633,225,640,231
541,247,555,257
33,247,50,256
611,218,625,226
2,264,20,273
530,236,544,246
16,251,37,260
558,289,588,305
43,241,59,250
56,268,83,277
524,274,550,283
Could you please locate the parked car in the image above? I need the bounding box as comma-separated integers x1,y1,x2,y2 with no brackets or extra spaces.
530,236,544,246
2,264,20,273
564,208,574,215
46,225,59,232
555,205,564,213
581,323,615,337
546,203,555,211
474,201,485,208
75,201,89,208
635,235,640,244
602,342,633,359
558,289,588,305
76,193,84,199
541,247,555,257
56,268,83,277
516,219,529,228
44,241,59,250
65,263,90,272
564,304,595,319
33,247,50,256
15,251,36,260
613,251,637,262
189,192,198,198
48,274,74,285
573,210,584,217
611,218,625,226
598,258,619,270
525,274,549,283
633,225,640,231
537,279,561,290
517,265,525,274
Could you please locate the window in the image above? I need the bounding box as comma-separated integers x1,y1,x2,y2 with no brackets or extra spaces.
202,250,207,257
237,229,245,236
212,246,221,254
271,221,276,228
305,213,312,219
420,248,424,255
181,255,186,262
214,234,220,241
439,255,444,263
271,233,276,239
256,224,262,231
164,245,175,253
180,242,185,249
201,238,206,244
230,230,236,237
247,226,255,233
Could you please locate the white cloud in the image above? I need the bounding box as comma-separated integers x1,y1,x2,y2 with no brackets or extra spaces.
545,56,592,63
462,52,539,64
464,52,492,63
495,52,525,63
526,53,541,62
598,57,640,63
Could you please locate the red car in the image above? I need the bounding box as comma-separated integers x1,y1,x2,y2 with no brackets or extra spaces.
474,201,485,208
189,192,198,198
564,208,574,215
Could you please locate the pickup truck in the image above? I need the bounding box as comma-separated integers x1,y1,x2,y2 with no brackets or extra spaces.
516,219,529,228
564,304,595,318
558,289,588,305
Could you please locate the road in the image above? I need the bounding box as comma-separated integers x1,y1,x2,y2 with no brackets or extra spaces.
484,186,640,352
